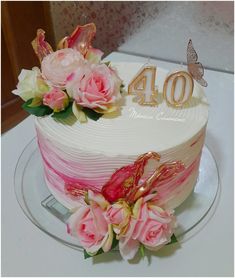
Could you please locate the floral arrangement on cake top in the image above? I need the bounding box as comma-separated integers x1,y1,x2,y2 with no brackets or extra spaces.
13,23,124,123
65,151,184,260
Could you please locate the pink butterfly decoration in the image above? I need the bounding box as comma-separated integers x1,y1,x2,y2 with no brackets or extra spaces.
187,39,208,87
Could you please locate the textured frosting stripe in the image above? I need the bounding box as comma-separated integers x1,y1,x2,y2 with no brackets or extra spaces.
40,134,201,191
37,125,205,210
37,127,205,187
44,157,200,210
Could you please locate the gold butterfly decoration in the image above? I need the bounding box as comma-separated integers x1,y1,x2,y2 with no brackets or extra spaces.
187,39,208,87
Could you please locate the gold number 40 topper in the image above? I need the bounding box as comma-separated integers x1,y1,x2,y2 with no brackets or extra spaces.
128,39,207,108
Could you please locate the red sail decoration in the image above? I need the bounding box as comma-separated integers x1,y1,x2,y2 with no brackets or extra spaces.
31,29,53,63
32,24,97,63
101,152,161,203
57,23,96,56
101,152,185,204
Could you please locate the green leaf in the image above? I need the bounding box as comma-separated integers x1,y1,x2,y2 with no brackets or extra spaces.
120,83,126,94
84,192,90,205
22,98,33,107
84,249,94,259
82,107,103,121
84,249,90,259
52,102,73,119
84,247,104,259
84,249,92,259
22,98,53,116
166,234,178,245
28,97,42,107
139,244,145,258
111,236,119,250
103,61,111,66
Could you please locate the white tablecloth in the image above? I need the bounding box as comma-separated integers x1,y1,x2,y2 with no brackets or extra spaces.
2,52,233,276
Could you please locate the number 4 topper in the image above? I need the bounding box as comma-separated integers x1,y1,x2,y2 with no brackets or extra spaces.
128,64,159,106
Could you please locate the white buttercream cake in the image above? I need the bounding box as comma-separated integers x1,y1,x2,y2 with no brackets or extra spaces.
35,62,209,210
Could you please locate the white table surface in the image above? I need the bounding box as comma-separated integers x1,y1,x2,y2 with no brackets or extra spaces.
2,52,234,276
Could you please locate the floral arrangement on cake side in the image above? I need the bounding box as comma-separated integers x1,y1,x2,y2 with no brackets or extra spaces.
65,151,184,260
12,23,124,123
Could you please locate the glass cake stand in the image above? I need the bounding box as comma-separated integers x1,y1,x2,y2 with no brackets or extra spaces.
14,138,220,251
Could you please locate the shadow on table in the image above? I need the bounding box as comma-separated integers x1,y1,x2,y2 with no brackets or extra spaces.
92,242,181,265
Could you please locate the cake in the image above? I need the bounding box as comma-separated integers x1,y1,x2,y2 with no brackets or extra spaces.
35,62,208,210
13,23,209,260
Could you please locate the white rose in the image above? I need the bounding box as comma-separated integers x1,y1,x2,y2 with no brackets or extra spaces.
12,67,49,101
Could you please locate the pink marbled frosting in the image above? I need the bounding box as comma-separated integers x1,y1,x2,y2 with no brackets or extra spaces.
36,126,205,210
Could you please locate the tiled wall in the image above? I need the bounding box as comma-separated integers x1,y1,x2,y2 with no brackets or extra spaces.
50,1,234,72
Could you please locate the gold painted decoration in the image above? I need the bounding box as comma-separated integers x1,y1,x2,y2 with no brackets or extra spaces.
31,29,53,63
57,23,96,56
128,66,158,106
163,71,194,107
187,39,208,87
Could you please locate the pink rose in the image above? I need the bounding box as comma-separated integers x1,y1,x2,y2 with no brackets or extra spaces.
106,201,131,236
67,191,113,254
134,204,176,251
43,88,69,112
41,48,84,88
119,196,176,260
66,63,122,111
